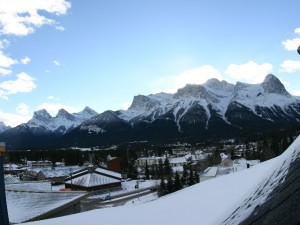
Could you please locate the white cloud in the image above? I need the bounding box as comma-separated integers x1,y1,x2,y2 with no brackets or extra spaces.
47,96,55,100
280,60,300,73
16,103,30,115
56,26,65,31
121,102,131,110
282,38,300,51
37,103,77,116
0,72,36,99
0,50,17,68
155,65,223,93
0,67,11,76
0,109,31,127
292,90,300,96
0,39,9,49
20,56,31,65
282,28,300,51
224,61,273,83
0,0,71,36
53,60,60,66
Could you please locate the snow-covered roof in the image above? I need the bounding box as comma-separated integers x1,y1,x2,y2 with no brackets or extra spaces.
95,167,122,179
65,173,120,187
65,167,122,187
169,157,187,164
4,174,20,183
7,190,86,224
6,181,52,192
202,166,218,177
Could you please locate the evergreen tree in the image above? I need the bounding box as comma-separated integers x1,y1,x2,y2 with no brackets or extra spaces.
158,159,164,179
194,170,200,184
167,176,173,193
163,158,173,177
174,171,182,191
181,165,188,187
158,178,166,197
188,169,195,186
145,162,150,179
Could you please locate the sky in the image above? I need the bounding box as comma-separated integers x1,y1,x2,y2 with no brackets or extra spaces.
0,0,300,127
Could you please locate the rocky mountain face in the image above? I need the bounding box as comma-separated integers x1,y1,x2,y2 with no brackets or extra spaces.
0,107,98,148
0,122,10,133
1,74,300,148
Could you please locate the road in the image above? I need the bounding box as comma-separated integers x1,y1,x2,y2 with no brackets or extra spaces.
80,188,157,212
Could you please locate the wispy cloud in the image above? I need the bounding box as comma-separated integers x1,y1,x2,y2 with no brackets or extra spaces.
0,39,9,49
0,73,36,99
56,26,65,31
0,109,31,127
0,0,71,36
225,61,273,83
0,50,17,68
53,60,60,66
20,56,31,65
282,27,300,51
37,103,78,116
280,60,300,73
16,103,30,115
154,65,223,93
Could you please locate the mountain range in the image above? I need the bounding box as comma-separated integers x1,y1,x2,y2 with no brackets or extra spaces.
1,74,300,148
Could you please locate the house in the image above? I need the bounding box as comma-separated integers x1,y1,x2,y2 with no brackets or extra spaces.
135,156,164,167
27,160,53,168
107,155,121,172
64,166,122,191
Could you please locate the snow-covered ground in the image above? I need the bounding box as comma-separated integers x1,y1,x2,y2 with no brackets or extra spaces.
20,153,279,225
18,135,300,225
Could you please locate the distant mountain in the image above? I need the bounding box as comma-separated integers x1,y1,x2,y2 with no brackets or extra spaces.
0,122,10,133
63,74,300,146
2,74,300,148
0,107,98,148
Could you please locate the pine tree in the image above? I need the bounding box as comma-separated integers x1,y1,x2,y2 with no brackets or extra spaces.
194,170,200,184
167,176,173,193
181,165,188,187
188,169,195,186
145,162,150,179
174,171,182,191
158,159,164,179
158,178,166,197
163,158,173,177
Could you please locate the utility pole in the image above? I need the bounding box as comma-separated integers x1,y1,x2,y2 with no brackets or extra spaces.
0,142,9,225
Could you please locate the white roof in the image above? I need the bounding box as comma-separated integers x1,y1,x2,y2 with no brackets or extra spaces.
95,167,122,179
202,166,218,177
7,190,86,224
169,157,187,164
65,173,120,187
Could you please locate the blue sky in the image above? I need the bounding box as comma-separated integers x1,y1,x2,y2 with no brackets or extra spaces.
0,0,300,127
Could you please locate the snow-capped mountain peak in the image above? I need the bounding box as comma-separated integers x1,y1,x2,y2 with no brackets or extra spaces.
32,109,52,123
262,74,291,96
56,109,75,121
0,122,10,133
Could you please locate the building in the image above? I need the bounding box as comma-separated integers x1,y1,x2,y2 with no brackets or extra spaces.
65,166,122,191
6,190,87,224
27,160,53,168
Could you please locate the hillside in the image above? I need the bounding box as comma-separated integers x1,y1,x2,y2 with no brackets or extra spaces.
20,136,300,225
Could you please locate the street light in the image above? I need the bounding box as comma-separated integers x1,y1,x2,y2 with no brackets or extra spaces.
0,142,9,225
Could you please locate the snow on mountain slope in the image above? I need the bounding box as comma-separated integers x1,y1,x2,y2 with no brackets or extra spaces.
0,122,10,133
117,74,300,131
22,135,300,225
25,107,98,134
